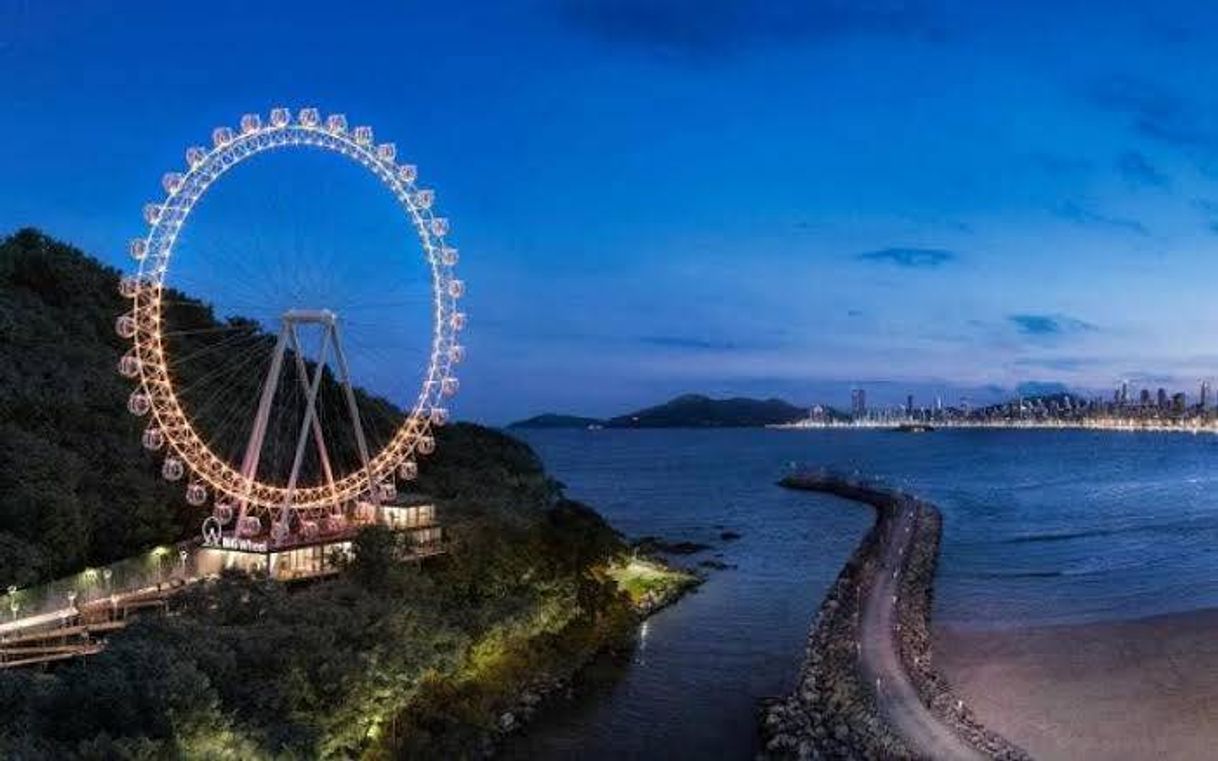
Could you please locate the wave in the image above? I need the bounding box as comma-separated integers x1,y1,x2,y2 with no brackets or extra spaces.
966,569,1068,579
959,552,1171,580
1004,527,1127,544
1002,519,1211,546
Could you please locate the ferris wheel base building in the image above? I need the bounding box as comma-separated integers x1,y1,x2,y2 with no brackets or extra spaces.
196,497,444,581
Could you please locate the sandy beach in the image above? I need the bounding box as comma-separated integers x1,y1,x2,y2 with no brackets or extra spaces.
936,609,1218,760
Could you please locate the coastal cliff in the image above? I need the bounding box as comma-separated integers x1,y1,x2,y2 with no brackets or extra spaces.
760,472,1030,760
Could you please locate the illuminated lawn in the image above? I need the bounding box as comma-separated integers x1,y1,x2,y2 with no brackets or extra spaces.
608,557,700,607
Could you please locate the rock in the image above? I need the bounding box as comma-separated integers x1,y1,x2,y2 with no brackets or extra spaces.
757,477,1031,760
720,530,742,541
633,536,712,555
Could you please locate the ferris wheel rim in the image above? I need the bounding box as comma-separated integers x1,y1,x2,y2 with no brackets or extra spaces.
121,108,465,512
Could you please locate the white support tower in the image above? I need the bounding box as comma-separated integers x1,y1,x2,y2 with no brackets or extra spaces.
237,310,378,541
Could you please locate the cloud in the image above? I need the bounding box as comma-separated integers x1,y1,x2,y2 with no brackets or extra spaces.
855,247,957,268
1193,198,1218,215
1014,356,1096,372
558,0,937,58
1115,151,1170,188
1053,201,1148,235
638,335,739,350
1008,313,1097,338
1088,75,1214,149
1188,199,1218,235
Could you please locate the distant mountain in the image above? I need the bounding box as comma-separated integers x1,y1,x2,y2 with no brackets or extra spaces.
607,394,808,428
508,413,606,429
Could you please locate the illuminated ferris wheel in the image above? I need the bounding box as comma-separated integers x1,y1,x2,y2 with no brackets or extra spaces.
115,107,466,544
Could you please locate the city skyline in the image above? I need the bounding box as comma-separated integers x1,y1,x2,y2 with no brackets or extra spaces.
9,2,1218,422
821,376,1218,417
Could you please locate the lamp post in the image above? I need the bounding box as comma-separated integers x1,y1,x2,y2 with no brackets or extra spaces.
6,586,18,622
83,568,98,601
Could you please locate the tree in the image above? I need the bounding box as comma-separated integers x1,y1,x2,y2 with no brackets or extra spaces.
350,523,400,590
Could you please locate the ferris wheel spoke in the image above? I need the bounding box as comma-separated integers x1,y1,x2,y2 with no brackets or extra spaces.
164,330,267,369
172,338,274,396
178,363,271,431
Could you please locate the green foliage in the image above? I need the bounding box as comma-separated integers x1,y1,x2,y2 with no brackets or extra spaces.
0,421,634,760
0,230,638,758
350,523,401,590
0,490,633,759
0,230,188,586
607,557,699,606
0,228,421,588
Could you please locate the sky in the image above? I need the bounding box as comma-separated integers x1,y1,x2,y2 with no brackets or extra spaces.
6,1,1218,423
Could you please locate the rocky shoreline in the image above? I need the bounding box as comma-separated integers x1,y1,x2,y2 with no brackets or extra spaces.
493,558,702,753
760,472,1030,760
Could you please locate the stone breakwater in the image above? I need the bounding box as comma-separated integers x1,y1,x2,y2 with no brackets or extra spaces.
759,473,1031,760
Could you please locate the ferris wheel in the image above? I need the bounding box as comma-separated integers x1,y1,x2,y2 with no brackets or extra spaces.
115,107,466,544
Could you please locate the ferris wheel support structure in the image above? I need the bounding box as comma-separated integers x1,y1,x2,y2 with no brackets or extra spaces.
236,310,378,537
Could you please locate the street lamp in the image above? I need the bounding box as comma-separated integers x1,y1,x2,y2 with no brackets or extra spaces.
6,586,18,621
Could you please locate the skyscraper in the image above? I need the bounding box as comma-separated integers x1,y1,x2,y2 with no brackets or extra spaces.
1201,381,1211,410
906,394,914,418
1157,388,1168,409
851,388,866,420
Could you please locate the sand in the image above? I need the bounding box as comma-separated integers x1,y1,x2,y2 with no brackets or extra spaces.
936,609,1218,760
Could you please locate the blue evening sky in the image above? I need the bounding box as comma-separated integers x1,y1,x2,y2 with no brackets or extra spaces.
5,1,1218,422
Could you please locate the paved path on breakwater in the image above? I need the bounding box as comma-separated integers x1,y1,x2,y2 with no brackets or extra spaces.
860,497,984,761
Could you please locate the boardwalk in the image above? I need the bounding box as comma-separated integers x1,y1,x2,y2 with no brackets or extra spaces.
0,582,182,669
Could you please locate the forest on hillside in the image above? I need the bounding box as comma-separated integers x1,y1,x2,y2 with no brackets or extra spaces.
0,229,649,758
0,229,489,586
0,229,195,586
0,229,414,586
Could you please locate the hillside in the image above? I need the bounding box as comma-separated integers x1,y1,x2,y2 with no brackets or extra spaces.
0,228,659,758
607,393,808,428
508,413,606,429
0,229,554,587
0,229,418,587
0,229,192,586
